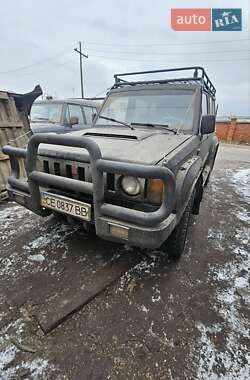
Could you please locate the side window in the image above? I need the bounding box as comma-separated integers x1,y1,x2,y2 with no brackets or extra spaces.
68,104,85,124
210,98,215,114
202,93,208,115
84,106,96,124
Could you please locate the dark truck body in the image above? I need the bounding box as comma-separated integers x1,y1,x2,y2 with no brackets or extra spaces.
3,67,219,253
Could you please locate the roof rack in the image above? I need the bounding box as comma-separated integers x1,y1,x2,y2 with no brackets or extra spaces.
113,66,216,97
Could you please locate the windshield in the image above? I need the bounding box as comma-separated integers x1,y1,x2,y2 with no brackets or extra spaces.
31,103,63,123
96,89,196,131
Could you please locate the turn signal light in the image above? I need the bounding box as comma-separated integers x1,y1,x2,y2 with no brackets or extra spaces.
147,179,164,204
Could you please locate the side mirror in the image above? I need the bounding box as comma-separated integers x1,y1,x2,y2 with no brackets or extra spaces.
201,115,215,134
69,116,79,126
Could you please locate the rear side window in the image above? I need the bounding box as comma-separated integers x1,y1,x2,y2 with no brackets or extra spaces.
208,97,215,114
202,93,208,115
84,106,96,124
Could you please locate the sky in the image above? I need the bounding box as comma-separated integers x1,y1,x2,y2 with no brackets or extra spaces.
0,0,249,116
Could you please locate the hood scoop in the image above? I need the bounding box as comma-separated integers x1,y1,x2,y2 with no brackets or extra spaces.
84,132,138,140
82,128,156,141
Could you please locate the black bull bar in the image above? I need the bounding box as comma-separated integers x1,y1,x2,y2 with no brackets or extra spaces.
3,134,176,227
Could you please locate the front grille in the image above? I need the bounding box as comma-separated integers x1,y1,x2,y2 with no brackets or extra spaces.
107,173,115,191
40,159,147,205
65,164,72,178
54,162,60,176
77,167,85,181
42,160,99,188
43,160,49,173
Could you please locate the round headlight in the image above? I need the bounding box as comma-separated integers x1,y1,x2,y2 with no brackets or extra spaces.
120,176,141,196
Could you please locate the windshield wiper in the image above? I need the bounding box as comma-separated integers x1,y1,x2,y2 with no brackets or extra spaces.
131,122,177,134
98,115,134,130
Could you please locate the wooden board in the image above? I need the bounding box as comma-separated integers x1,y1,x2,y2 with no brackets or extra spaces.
35,251,141,334
0,91,30,194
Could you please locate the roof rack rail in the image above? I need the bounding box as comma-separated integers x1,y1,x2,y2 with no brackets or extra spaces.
113,66,216,97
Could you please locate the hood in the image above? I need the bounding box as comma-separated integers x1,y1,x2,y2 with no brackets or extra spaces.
38,126,192,165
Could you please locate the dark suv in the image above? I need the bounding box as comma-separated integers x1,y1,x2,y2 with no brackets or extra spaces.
4,67,219,259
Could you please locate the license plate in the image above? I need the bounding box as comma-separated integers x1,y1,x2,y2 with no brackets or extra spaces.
40,192,91,221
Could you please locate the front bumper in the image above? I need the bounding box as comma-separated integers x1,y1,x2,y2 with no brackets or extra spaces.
3,134,176,248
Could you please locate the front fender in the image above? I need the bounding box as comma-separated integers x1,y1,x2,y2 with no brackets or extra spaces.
174,156,202,216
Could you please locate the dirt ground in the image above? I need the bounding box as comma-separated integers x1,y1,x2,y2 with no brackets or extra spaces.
0,143,249,380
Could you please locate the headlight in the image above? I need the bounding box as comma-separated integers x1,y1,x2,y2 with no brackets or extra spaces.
120,176,141,196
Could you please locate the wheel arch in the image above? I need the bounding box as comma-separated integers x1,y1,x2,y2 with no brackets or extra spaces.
174,156,203,218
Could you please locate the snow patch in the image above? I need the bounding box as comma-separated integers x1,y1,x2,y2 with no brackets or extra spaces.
237,209,250,223
196,322,250,380
140,305,149,313
22,358,49,379
117,257,157,292
28,254,45,263
0,345,18,375
231,168,250,204
151,285,161,303
0,318,54,379
197,243,250,379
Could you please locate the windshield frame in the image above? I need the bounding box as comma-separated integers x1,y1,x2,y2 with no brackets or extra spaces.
94,85,200,134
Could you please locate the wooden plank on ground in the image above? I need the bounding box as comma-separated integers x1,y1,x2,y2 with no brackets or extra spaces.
35,251,141,334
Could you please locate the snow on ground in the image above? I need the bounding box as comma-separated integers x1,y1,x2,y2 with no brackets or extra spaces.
198,246,250,379
0,203,32,223
22,222,78,255
0,215,79,278
0,204,34,247
117,253,159,293
196,168,250,379
230,168,250,203
0,318,53,380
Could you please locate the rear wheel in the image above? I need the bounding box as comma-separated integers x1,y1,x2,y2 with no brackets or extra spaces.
161,191,195,260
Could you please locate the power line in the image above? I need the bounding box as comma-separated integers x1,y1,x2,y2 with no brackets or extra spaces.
84,38,250,47
0,47,73,74
89,54,250,63
86,48,250,56
7,59,77,77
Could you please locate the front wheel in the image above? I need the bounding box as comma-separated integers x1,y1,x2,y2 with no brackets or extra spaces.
161,191,195,260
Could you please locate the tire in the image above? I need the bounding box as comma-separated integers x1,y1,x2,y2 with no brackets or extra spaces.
161,191,195,260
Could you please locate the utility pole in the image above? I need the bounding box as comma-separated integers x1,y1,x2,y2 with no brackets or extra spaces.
74,41,88,98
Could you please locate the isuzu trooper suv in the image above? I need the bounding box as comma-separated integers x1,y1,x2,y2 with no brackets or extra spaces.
3,67,219,259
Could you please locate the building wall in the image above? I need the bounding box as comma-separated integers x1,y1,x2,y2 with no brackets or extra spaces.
216,118,250,144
